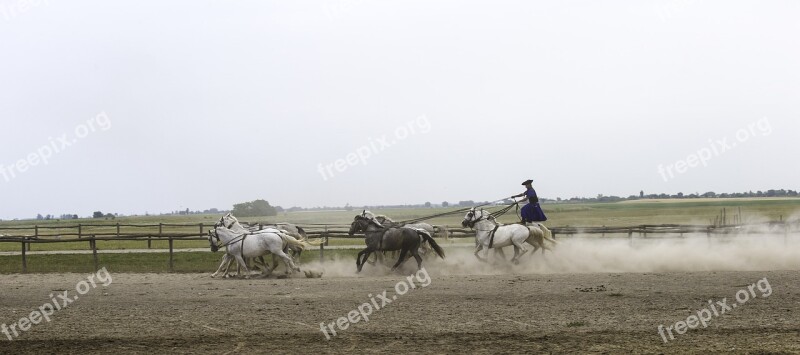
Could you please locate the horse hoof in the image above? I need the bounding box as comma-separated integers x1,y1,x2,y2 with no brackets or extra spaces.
512,259,520,265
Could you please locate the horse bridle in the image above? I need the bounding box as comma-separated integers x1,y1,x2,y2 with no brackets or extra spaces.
218,216,237,230
209,228,248,249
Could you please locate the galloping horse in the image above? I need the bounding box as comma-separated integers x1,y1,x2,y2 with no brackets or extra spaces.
462,208,555,264
349,215,445,272
208,224,312,278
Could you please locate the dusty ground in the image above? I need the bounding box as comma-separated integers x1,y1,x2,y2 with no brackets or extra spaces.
2,237,800,354
1,268,798,354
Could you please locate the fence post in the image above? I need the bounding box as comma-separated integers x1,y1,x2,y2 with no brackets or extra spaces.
78,224,82,239
320,241,324,263
628,228,633,246
116,223,120,238
199,223,204,237
91,236,99,271
21,239,27,273
168,237,174,272
30,226,36,251
152,223,162,249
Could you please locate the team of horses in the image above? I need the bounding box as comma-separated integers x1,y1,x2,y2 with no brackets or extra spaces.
208,208,556,278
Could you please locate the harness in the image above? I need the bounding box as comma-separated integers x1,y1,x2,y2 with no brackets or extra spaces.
467,210,502,248
487,223,500,249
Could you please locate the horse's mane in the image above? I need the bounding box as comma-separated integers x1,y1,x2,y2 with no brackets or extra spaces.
374,215,394,223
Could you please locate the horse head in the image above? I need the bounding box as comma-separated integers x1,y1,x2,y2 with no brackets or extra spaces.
207,230,220,252
461,208,486,228
219,213,239,229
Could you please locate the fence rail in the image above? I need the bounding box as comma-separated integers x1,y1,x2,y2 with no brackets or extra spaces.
0,220,797,273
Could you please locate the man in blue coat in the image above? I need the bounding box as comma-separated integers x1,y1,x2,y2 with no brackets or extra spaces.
513,179,547,224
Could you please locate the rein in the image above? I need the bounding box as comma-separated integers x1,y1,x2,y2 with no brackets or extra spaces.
212,230,250,250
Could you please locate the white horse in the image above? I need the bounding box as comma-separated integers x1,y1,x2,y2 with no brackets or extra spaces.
220,213,308,241
214,214,321,276
462,208,553,264
208,225,311,279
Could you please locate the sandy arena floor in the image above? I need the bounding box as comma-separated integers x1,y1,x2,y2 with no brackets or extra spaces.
1,237,799,354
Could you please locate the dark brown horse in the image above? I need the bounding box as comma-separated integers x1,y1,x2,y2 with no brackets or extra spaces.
349,216,445,272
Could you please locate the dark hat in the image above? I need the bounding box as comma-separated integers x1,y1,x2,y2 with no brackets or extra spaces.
521,179,533,185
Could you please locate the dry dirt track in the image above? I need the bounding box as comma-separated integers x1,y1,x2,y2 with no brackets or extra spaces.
1,268,799,354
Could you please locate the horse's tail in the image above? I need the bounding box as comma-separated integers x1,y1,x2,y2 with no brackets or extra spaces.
281,233,313,251
304,238,324,246
418,231,445,259
538,224,557,244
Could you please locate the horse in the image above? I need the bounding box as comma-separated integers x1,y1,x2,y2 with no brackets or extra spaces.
461,208,553,264
361,210,449,240
219,213,308,241
208,224,311,278
210,215,283,277
349,215,445,272
357,211,438,265
219,213,320,261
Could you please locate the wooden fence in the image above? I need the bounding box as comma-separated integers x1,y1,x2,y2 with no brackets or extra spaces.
0,220,796,273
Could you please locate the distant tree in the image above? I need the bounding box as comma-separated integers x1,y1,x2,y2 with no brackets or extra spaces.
442,201,449,207
104,213,115,220
93,211,104,219
36,214,44,220
639,190,644,198
424,202,431,208
344,203,353,211
232,199,277,217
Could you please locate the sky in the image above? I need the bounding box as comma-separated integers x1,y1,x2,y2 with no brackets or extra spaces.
0,0,798,219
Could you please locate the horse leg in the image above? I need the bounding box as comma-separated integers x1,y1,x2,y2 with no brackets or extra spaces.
274,249,299,273
366,252,378,266
271,254,281,273
253,256,271,277
211,254,232,278
411,249,423,271
356,249,371,272
233,255,251,279
511,238,528,264
293,248,302,263
510,246,520,264
391,248,411,271
473,244,487,262
494,247,508,261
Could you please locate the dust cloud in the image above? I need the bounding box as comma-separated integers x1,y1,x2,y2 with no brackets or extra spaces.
300,234,800,278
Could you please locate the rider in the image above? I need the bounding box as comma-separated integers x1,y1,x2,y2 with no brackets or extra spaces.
512,179,547,225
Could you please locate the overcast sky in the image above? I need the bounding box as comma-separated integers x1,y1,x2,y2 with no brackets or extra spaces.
1,1,798,219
